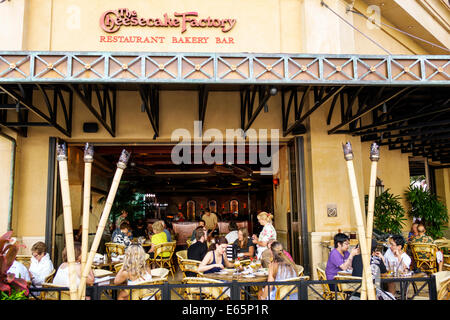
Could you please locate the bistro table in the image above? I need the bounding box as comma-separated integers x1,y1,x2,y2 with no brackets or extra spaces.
337,270,428,300
202,268,269,300
93,271,164,300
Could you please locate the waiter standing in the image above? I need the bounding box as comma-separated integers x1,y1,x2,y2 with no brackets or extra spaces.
201,208,219,238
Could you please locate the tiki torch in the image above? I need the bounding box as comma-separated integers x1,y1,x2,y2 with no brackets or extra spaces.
80,143,94,300
342,142,376,300
56,142,78,300
77,149,130,299
360,142,380,300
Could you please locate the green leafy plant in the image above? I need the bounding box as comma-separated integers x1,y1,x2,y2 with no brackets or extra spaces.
1,287,28,300
404,185,448,239
374,189,407,235
0,231,29,298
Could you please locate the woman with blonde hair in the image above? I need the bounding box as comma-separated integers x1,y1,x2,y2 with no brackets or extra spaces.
148,220,169,258
252,212,277,259
258,241,298,300
114,243,152,300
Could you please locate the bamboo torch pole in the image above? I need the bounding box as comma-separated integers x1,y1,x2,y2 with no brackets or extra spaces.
360,142,380,300
77,149,130,299
342,142,376,300
56,143,78,300
80,143,94,300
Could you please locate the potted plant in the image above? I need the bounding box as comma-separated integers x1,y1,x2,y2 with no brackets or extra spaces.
373,189,407,235
404,184,449,239
0,231,29,300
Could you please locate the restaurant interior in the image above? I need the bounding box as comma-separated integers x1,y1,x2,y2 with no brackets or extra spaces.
65,144,275,242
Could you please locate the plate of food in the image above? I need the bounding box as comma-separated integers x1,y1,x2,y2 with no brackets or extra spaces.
243,274,256,278
254,270,268,276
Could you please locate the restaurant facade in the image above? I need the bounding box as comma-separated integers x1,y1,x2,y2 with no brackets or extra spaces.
0,0,449,277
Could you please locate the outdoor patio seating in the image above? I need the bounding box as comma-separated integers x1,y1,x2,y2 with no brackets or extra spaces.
274,275,309,300
410,242,439,274
182,277,230,300
149,241,177,277
179,259,202,278
105,242,126,259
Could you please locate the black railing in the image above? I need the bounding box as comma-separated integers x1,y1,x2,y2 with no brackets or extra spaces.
28,275,437,301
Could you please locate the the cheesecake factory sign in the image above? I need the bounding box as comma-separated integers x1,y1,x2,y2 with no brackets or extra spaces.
100,8,236,34
99,8,237,44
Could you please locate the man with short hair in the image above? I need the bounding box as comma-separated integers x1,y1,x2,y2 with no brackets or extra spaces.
411,224,444,272
202,208,218,237
188,227,208,262
160,220,172,242
186,227,208,277
325,233,359,290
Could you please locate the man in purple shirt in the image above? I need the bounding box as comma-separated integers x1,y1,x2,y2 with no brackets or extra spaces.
325,233,359,290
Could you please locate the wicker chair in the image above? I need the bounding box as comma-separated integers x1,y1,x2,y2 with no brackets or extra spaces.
438,278,450,300
186,239,193,248
274,276,309,300
316,263,343,300
410,243,439,274
105,242,126,259
130,278,166,300
295,264,304,277
151,267,170,280
44,269,56,283
114,263,123,273
150,241,177,277
179,259,202,278
334,275,363,300
41,282,71,300
182,277,230,300
176,250,188,265
16,255,31,269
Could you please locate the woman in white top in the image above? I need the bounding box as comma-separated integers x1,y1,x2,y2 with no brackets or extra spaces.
252,212,277,259
53,242,95,288
114,243,153,300
29,241,54,287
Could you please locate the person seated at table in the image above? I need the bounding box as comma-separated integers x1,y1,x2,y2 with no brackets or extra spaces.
325,233,359,291
188,227,208,262
160,220,172,242
225,221,239,244
383,235,412,296
113,221,132,247
410,224,444,272
260,240,294,268
232,227,255,260
190,220,207,242
7,257,31,282
53,242,94,288
225,221,239,260
114,243,153,300
258,241,298,300
29,241,55,287
145,221,153,240
352,239,387,277
198,236,234,274
252,212,277,259
408,222,419,242
132,219,147,238
147,220,169,258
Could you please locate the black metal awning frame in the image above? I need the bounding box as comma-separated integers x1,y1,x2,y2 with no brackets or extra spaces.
0,51,449,163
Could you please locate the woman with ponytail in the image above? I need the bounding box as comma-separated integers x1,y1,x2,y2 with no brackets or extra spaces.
252,212,277,259
258,241,299,300
198,236,234,274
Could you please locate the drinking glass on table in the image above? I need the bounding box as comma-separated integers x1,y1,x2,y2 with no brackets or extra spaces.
255,259,262,270
234,259,241,273
250,259,256,271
